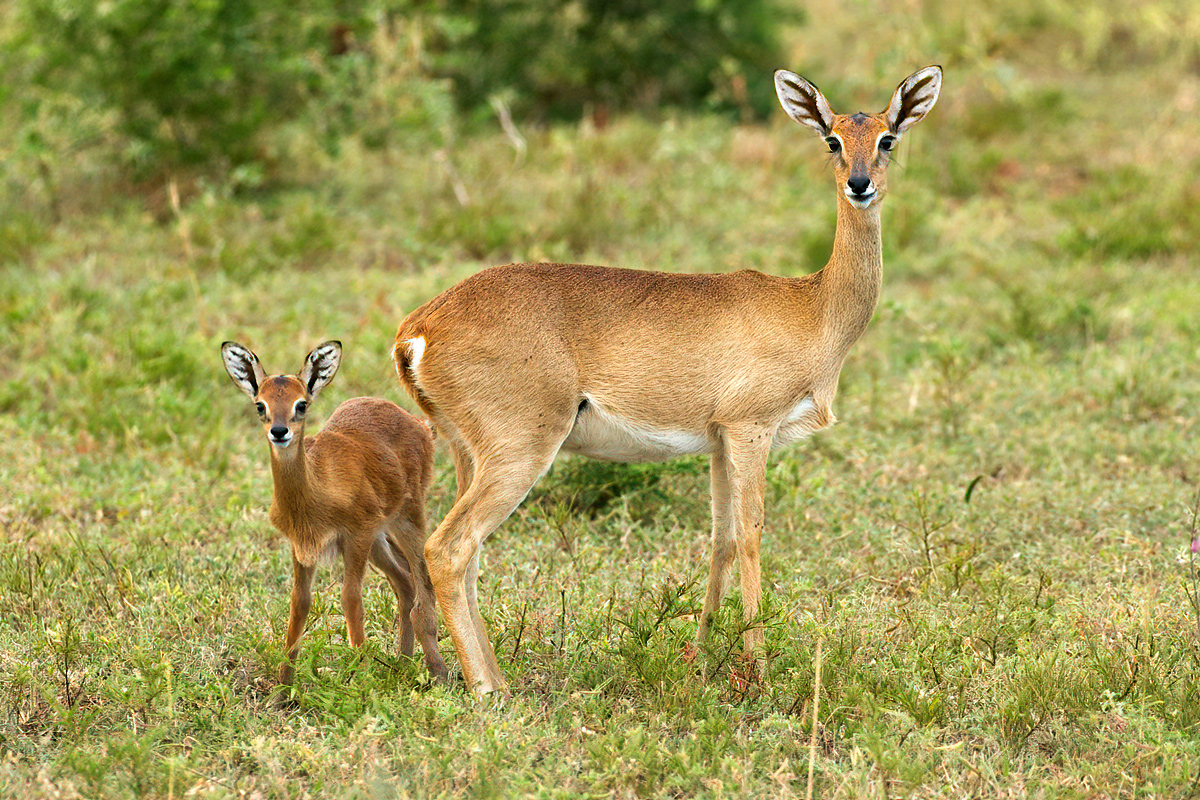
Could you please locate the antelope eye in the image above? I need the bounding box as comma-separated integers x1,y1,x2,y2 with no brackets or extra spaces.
879,135,896,152
295,401,308,415
255,402,266,416
825,137,841,154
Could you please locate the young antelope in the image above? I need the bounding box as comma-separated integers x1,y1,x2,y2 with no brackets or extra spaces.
221,340,448,685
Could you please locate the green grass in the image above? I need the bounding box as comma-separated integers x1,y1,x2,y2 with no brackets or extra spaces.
3,1,1200,797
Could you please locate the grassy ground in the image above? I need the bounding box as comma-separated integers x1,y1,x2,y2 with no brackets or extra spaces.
3,1,1200,797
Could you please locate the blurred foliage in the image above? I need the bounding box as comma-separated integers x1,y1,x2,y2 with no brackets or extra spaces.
306,14,457,154
425,0,797,121
2,0,460,183
12,0,335,175
1,0,794,184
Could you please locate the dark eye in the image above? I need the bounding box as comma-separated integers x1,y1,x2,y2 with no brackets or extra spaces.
295,401,307,416
879,135,896,152
825,137,841,154
255,402,266,417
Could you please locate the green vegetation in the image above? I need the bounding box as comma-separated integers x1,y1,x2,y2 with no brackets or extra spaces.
12,0,335,173
427,0,791,121
4,0,787,182
2,0,1200,797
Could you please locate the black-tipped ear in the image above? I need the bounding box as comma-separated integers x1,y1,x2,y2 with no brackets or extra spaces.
885,65,942,134
222,341,266,399
775,70,835,137
299,340,342,398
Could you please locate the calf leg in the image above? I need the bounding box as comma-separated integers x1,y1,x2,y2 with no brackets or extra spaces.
381,521,449,681
280,554,316,684
371,532,417,656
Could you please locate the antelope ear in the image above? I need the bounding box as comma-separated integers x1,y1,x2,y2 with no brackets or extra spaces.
774,70,834,137
222,341,266,399
299,340,342,398
885,65,942,134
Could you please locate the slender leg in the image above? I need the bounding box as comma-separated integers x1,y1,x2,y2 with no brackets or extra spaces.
280,553,316,684
464,547,503,686
341,543,370,649
425,454,552,696
450,441,475,502
446,440,487,672
698,449,736,642
371,532,417,655
723,423,774,668
379,521,449,681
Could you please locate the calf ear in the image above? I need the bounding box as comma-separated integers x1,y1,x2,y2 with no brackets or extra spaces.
885,65,942,134
299,340,342,398
222,342,266,399
775,70,835,137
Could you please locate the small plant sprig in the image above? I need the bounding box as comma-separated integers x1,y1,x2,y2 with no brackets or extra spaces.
1185,487,1200,643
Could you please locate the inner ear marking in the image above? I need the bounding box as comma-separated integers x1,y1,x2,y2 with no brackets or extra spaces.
222,341,265,399
774,69,834,137
886,65,942,134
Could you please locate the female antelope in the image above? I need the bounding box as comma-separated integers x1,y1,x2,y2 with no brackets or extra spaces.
222,340,447,685
393,67,942,695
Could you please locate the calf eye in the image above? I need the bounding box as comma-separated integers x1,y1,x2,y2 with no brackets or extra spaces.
825,137,841,154
879,135,896,151
255,402,266,417
295,401,308,416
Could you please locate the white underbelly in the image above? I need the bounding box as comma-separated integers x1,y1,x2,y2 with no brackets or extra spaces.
561,399,713,462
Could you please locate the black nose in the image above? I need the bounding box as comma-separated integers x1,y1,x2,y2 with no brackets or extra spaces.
847,174,872,195
269,425,289,439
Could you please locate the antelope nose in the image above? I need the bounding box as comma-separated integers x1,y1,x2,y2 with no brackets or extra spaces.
847,174,872,195
269,425,290,440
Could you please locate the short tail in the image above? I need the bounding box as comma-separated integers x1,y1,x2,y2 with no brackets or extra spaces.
392,333,438,424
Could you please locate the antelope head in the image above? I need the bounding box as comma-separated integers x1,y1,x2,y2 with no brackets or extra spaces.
774,65,942,209
222,341,342,453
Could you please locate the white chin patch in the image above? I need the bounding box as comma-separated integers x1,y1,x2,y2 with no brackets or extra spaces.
271,437,293,449
846,192,875,209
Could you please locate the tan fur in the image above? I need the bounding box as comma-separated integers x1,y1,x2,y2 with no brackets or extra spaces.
222,342,448,686
392,67,942,696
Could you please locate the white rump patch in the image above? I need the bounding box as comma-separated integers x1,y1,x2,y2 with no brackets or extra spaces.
786,396,817,421
562,398,712,463
403,336,426,377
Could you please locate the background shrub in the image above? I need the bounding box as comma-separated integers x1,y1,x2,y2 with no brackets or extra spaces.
426,0,795,121
13,0,339,175
3,0,791,183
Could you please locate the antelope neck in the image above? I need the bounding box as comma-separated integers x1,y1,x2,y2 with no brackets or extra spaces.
269,438,313,515
819,195,883,351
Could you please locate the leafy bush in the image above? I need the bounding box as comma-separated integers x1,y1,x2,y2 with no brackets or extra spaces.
426,0,797,121
14,0,339,175
4,0,791,185
304,11,457,154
